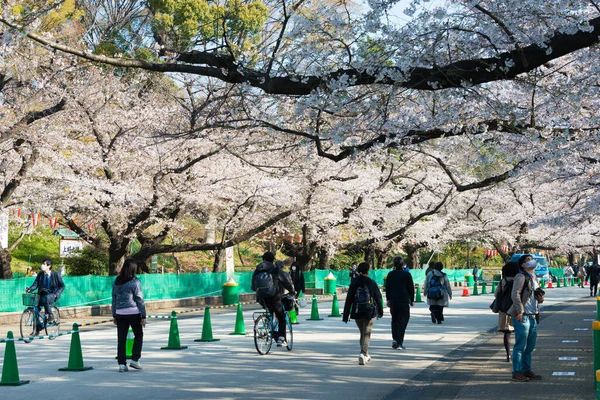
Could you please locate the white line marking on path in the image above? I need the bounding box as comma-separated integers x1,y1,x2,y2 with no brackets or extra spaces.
552,372,575,376
574,328,589,331
562,340,579,343
558,357,578,361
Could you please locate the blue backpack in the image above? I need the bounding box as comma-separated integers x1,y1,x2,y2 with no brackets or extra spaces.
428,274,444,300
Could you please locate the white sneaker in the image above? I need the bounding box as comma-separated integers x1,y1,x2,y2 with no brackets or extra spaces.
129,360,143,370
365,355,372,363
118,364,128,372
276,336,287,347
358,354,366,365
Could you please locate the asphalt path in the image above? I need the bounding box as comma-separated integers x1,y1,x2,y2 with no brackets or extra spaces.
0,284,594,399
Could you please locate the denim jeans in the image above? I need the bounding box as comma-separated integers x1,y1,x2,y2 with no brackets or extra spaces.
512,314,538,374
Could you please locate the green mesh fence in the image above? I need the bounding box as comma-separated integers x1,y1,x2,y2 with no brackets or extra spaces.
0,268,482,312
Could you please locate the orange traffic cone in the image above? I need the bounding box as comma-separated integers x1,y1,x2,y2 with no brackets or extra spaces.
547,279,553,288
462,281,469,297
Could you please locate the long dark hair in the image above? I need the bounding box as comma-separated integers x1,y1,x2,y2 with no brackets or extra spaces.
117,258,137,284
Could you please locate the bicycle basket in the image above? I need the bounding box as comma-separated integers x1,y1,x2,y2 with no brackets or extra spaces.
22,293,39,306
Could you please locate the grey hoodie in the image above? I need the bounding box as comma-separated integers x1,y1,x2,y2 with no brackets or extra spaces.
112,278,146,318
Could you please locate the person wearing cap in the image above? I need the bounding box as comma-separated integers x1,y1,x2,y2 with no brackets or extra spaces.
384,256,414,350
508,254,545,382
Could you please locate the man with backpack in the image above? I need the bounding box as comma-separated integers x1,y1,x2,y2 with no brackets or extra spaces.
342,262,384,365
508,254,545,382
424,262,452,324
251,252,295,346
385,256,414,350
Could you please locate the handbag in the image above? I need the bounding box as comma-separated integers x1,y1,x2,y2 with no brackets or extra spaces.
489,298,499,313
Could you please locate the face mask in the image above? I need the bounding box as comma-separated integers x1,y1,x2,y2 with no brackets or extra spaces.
525,260,537,269
292,267,296,271
41,264,48,272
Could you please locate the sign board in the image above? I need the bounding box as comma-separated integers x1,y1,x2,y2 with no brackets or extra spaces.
59,239,83,257
225,247,234,280
0,211,8,249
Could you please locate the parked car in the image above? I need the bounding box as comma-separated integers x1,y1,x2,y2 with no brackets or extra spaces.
509,253,551,284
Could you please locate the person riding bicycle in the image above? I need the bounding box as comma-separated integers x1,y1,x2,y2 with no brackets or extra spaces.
25,258,64,328
252,252,295,347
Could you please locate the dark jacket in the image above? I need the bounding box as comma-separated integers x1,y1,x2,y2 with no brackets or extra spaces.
291,268,305,294
342,274,383,322
28,271,65,299
385,268,414,304
251,262,294,298
587,265,600,284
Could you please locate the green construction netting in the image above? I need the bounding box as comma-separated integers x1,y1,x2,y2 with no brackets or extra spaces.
0,268,485,312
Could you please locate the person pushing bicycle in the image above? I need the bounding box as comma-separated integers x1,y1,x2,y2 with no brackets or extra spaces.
252,252,295,346
26,258,64,330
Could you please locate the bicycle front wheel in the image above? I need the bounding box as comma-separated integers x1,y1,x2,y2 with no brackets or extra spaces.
47,306,60,339
254,314,272,355
286,313,293,351
20,308,36,343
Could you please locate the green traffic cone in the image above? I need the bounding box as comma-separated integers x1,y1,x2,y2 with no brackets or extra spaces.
0,331,29,385
161,311,188,350
59,324,93,371
415,285,423,302
126,328,134,358
541,279,546,289
481,282,487,295
289,308,299,325
472,283,479,296
491,281,497,293
298,290,304,298
229,303,246,335
195,307,220,342
307,294,324,320
557,277,561,288
328,294,341,317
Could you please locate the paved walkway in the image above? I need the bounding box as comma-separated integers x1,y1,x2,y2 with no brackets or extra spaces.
0,285,596,399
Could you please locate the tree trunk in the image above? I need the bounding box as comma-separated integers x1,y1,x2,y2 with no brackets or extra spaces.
364,246,374,267
108,238,131,275
317,247,330,270
0,248,13,279
212,247,226,273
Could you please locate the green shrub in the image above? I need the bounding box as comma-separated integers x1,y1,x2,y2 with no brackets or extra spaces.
63,247,109,276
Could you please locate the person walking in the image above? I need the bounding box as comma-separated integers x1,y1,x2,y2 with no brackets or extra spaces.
290,262,305,296
588,263,600,297
384,256,414,350
343,262,384,365
495,261,519,362
563,264,574,286
508,254,545,382
473,264,479,284
577,264,587,288
112,258,146,372
424,262,452,324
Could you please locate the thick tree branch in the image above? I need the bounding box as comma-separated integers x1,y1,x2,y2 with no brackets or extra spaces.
4,16,600,95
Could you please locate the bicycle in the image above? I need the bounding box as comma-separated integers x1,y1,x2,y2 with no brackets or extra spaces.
20,292,60,343
253,298,294,355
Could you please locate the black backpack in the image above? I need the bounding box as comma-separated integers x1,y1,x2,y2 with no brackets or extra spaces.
254,269,277,299
353,283,373,315
497,279,514,313
428,274,444,300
